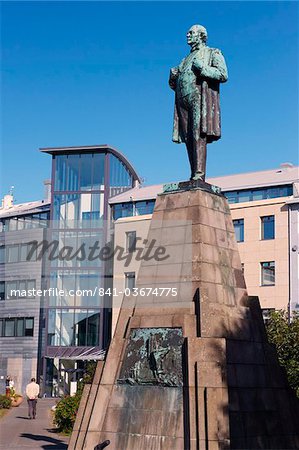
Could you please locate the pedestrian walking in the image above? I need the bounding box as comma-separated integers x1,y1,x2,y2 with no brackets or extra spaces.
5,375,10,397
25,377,40,419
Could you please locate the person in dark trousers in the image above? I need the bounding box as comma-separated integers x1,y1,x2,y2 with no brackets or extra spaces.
5,375,11,397
25,377,40,419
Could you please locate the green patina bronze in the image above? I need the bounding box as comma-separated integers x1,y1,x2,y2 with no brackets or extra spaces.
118,328,184,387
162,180,222,195
169,25,228,181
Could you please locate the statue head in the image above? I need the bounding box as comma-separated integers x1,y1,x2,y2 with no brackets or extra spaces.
186,25,208,48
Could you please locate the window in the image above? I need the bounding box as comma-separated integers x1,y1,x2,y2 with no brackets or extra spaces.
113,203,134,220
79,153,93,190
126,231,136,252
125,272,135,291
86,312,100,346
92,154,105,190
135,200,155,216
0,213,49,231
261,261,275,286
225,184,293,204
24,318,34,337
233,219,244,242
238,191,251,203
27,280,36,291
74,310,87,346
6,281,17,299
110,154,132,188
80,193,103,226
16,318,24,337
3,244,38,263
241,263,244,274
7,245,19,263
48,308,100,346
0,246,4,264
3,279,36,300
60,309,75,345
20,244,29,261
4,319,15,337
0,282,4,300
0,317,34,337
21,243,37,262
261,215,275,240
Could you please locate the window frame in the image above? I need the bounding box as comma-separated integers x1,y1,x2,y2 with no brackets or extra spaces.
126,231,137,253
0,317,34,337
125,272,136,291
261,215,275,240
261,261,275,286
233,218,244,243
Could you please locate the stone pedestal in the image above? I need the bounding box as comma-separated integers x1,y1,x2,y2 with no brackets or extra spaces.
69,186,299,450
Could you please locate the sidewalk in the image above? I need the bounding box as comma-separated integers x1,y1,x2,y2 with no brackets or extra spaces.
0,398,69,449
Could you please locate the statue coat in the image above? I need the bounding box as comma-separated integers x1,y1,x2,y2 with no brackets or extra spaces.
170,46,228,145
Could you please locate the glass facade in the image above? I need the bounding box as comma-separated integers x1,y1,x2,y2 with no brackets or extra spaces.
42,147,138,395
109,154,133,197
47,309,100,346
225,185,293,204
46,149,137,355
54,153,105,192
0,211,49,233
113,200,155,220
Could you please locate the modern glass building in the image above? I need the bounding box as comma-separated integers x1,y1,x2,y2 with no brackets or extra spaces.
0,197,50,394
39,145,140,396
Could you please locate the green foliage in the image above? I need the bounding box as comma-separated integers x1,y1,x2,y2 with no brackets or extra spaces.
53,393,81,434
0,395,12,409
266,310,299,397
9,387,22,399
82,361,97,385
54,361,97,433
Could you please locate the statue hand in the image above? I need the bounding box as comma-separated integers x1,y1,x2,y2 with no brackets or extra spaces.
170,67,179,77
169,67,179,90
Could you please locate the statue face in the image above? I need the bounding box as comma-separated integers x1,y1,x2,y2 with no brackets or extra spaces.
186,26,201,46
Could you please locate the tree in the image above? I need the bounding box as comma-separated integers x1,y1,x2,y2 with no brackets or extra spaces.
266,310,299,397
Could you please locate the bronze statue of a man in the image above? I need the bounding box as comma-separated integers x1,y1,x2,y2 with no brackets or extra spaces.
169,25,228,181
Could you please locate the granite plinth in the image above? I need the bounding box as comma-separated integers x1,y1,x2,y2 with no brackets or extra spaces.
70,188,299,450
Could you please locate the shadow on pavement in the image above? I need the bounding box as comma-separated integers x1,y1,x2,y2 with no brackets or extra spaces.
20,433,68,449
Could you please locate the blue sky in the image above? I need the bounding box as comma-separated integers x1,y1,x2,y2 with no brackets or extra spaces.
1,1,298,203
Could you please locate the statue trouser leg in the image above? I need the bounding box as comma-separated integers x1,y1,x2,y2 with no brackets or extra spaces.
193,136,207,180
189,102,207,180
176,102,195,177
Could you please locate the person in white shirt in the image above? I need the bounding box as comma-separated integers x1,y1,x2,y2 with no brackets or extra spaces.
25,378,40,419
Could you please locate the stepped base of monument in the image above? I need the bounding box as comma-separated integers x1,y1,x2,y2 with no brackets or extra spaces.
69,186,299,450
